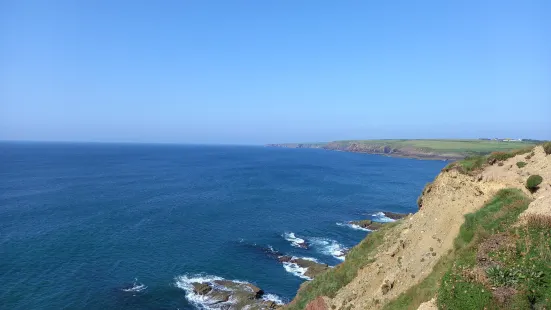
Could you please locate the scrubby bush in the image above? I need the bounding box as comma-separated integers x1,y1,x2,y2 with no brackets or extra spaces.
526,175,543,192
488,147,533,164
543,142,551,155
516,161,527,168
525,152,534,160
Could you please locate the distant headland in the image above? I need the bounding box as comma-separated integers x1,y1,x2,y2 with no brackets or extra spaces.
267,139,541,161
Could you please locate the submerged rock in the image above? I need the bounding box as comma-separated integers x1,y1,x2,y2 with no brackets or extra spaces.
383,212,408,220
350,220,385,230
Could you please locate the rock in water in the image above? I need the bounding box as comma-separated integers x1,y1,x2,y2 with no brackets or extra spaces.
297,240,308,249
350,219,385,230
192,282,212,295
383,212,408,220
278,255,293,263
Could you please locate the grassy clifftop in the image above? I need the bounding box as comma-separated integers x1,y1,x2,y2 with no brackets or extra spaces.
268,139,538,160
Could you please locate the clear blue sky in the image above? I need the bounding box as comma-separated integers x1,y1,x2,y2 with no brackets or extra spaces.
1,1,550,144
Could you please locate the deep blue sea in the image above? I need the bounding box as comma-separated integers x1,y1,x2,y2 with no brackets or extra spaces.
0,143,446,309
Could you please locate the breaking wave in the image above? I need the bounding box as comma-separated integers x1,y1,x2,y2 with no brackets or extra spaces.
174,273,283,309
309,237,348,261
121,278,147,293
336,222,372,232
372,212,396,223
282,232,306,248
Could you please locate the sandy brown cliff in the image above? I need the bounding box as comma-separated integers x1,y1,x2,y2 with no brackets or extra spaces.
295,145,550,310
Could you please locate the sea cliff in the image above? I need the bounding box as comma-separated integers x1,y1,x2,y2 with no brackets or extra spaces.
286,143,551,309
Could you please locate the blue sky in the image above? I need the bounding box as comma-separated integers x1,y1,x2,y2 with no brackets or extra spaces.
1,1,550,144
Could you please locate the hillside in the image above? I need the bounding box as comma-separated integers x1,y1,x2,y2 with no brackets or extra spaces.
268,140,538,160
285,143,551,310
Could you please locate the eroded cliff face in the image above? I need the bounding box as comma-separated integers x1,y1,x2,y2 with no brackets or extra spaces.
299,146,550,310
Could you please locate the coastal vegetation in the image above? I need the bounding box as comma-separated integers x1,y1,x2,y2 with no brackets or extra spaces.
526,175,543,192
384,189,533,310
444,145,535,175
544,142,551,155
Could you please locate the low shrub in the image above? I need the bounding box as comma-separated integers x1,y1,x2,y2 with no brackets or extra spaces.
543,142,551,155
516,161,527,168
526,175,543,192
487,147,533,164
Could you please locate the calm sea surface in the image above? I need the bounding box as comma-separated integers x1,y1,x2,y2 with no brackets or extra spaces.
0,143,446,309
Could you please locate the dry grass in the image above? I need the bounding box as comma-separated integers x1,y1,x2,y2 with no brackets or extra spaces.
525,214,551,229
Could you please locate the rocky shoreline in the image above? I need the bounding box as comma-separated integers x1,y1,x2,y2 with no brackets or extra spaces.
178,212,408,309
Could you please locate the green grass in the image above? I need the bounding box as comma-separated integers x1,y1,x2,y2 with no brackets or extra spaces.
285,222,400,310
516,161,527,168
384,189,532,310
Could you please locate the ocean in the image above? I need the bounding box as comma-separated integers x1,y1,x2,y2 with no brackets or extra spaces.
0,142,446,309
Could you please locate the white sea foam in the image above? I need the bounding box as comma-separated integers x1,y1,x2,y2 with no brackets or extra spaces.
263,293,285,305
372,212,396,223
122,278,147,293
336,222,372,232
309,237,348,261
174,274,229,310
282,262,311,280
282,232,306,248
174,273,283,309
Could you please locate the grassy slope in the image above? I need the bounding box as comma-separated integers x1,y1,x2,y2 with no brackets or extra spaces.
287,189,549,310
385,188,551,310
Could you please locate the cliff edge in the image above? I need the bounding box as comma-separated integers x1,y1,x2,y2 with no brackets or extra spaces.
287,144,551,310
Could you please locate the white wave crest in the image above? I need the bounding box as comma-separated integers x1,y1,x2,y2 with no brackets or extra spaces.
282,232,306,248
282,262,311,280
262,293,285,305
372,212,396,223
174,273,283,309
174,274,229,309
309,238,348,261
122,278,147,293
336,222,372,232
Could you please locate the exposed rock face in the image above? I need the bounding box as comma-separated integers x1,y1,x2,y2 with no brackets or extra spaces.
305,296,330,310
192,282,212,295
189,280,278,309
